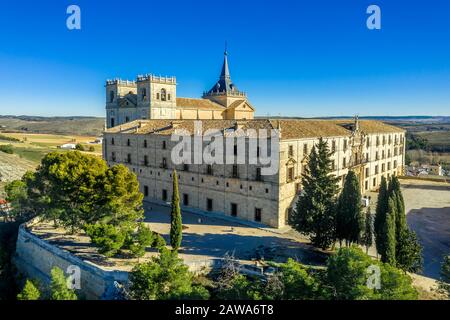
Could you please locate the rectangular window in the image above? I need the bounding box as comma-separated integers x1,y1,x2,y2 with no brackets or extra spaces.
303,143,308,155
288,145,294,157
162,157,167,168
343,139,348,151
144,186,149,197
375,165,379,174
144,140,147,148
207,164,213,175
207,198,213,211
111,152,116,162
331,140,336,153
287,167,294,182
232,165,238,178
162,189,168,201
382,163,385,172
365,180,368,191
254,208,262,222
127,139,130,146
366,138,370,148
373,178,377,187
183,163,189,171
144,155,148,166
343,157,346,168
111,138,115,145
183,194,189,206
388,162,391,170
231,203,237,217
365,167,369,178
127,154,131,163
233,144,238,156
162,141,166,149
394,160,397,168
256,167,262,181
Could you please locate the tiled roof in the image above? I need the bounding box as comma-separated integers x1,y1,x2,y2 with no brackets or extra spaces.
105,119,404,140
176,97,225,111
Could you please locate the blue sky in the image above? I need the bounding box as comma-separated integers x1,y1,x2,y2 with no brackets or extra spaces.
0,0,449,117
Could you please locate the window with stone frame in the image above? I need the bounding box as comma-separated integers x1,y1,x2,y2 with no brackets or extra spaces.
161,88,167,101
288,145,294,157
287,166,295,182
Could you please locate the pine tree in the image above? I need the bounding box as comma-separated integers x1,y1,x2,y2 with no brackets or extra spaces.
50,267,78,300
17,279,41,300
336,171,363,246
382,196,397,265
361,208,374,254
290,138,340,249
374,176,388,257
170,170,182,250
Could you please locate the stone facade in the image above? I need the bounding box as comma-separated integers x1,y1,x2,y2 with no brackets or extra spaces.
103,118,405,228
105,51,254,129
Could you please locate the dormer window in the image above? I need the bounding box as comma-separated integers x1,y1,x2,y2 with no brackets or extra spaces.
109,91,114,103
161,88,167,101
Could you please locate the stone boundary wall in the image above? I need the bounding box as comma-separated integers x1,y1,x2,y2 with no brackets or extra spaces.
14,222,269,300
14,224,129,300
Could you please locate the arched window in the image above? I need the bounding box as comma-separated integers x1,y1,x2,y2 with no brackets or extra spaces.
109,91,114,103
161,88,167,101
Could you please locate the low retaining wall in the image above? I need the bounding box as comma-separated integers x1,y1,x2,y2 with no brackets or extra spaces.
14,224,129,300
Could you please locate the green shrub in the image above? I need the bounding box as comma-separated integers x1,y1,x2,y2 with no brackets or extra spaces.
0,144,14,154
17,279,41,300
0,134,21,142
75,143,85,151
85,223,126,257
152,233,166,249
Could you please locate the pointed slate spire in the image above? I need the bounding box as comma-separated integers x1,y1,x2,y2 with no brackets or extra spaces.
220,45,230,80
204,47,246,98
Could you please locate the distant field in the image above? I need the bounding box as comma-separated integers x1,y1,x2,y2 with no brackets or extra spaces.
0,116,104,136
415,131,450,151
0,132,102,197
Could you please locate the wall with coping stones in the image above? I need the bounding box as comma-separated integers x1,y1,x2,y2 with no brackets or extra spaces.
14,224,129,300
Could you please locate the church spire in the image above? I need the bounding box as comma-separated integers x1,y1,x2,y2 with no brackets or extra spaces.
203,47,246,98
220,47,230,80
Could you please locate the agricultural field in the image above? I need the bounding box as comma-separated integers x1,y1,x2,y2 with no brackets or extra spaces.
0,132,102,197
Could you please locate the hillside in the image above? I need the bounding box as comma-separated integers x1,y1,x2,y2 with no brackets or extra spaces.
0,151,37,198
0,116,104,136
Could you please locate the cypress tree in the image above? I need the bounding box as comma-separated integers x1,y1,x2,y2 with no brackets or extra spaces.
170,170,182,250
290,138,340,250
390,176,407,242
374,176,388,257
396,229,423,273
336,171,363,246
361,207,374,254
389,177,423,272
382,196,397,265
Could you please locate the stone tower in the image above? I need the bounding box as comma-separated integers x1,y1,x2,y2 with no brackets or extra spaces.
136,74,177,119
